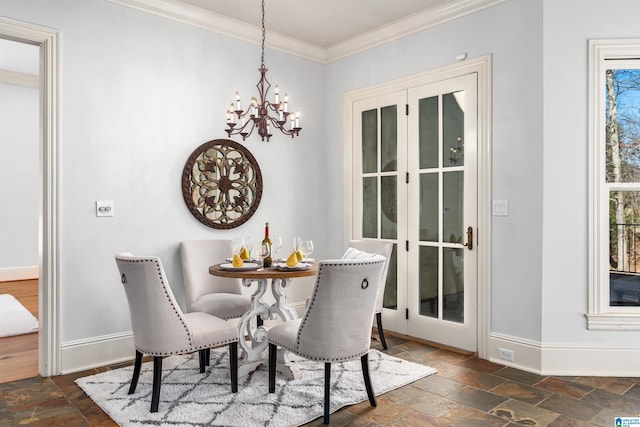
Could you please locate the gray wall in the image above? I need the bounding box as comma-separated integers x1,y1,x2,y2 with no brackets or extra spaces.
0,0,326,342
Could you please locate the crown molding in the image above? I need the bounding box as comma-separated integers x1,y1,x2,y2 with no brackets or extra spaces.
104,0,507,64
327,0,508,62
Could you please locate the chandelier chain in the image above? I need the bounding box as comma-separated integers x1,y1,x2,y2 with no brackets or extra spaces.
261,0,265,67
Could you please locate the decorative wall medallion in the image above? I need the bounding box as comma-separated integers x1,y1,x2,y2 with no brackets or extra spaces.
182,139,263,229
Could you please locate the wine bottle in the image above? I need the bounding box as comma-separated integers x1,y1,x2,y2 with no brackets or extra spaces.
262,222,272,267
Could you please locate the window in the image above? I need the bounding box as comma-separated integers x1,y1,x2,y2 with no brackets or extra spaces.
588,39,640,329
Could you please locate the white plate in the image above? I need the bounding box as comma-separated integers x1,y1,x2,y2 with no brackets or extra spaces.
218,262,261,271
277,258,315,263
226,257,261,264
272,262,312,271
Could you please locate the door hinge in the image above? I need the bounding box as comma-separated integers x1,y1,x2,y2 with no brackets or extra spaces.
406,308,409,319
405,240,409,251
405,172,409,183
406,104,409,115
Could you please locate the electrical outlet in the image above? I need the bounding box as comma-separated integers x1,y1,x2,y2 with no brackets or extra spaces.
498,348,514,362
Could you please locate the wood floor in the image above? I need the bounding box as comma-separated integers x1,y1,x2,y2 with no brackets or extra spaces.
0,279,39,384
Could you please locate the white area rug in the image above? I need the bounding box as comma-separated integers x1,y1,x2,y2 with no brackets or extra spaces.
76,348,437,427
0,294,39,338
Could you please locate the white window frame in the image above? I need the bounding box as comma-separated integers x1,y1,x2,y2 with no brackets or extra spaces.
588,39,640,330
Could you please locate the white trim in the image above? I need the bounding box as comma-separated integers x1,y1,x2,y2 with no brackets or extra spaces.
0,266,39,281
105,0,507,64
0,69,39,87
0,17,60,377
327,0,507,63
60,332,134,374
587,39,640,330
104,0,325,63
343,56,492,358
489,333,640,376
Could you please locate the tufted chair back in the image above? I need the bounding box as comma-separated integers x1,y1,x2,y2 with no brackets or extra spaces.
116,253,193,355
346,240,393,315
180,240,243,311
296,256,385,361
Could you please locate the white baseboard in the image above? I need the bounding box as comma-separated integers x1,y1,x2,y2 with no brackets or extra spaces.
60,302,310,375
61,332,134,374
488,332,640,376
0,266,39,281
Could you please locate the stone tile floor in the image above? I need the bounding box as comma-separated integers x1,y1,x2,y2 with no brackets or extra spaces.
1,335,639,426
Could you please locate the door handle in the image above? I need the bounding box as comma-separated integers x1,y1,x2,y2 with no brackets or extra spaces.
464,226,473,251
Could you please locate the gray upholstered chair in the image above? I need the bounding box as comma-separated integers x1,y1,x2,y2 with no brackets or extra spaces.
180,240,252,321
115,253,238,413
268,256,386,424
344,240,393,350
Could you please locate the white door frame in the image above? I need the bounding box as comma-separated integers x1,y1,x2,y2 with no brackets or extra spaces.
0,16,60,376
343,56,492,358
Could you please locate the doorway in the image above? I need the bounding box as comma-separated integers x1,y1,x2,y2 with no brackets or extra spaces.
344,57,491,356
0,16,60,377
0,38,40,382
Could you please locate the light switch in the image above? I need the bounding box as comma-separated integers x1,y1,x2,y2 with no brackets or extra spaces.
493,200,508,216
96,200,114,217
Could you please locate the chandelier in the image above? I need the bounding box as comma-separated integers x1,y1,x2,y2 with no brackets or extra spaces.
224,0,301,142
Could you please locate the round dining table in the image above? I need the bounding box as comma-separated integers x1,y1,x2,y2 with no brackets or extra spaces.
209,262,318,376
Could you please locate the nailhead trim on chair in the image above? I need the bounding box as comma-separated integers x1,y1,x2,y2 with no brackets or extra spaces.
290,259,384,363
118,256,236,357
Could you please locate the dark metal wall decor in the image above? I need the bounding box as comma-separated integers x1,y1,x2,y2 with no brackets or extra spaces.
182,139,263,229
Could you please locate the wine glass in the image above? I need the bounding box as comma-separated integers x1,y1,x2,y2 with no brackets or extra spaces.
272,235,283,259
232,237,243,260
300,240,314,262
243,237,254,259
292,236,301,254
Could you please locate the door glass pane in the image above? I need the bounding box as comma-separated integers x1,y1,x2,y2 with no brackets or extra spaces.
383,244,398,310
609,190,640,306
362,177,378,238
443,247,464,323
443,171,463,244
419,96,438,169
419,245,438,318
381,176,397,239
443,91,464,167
419,173,438,241
381,105,397,172
362,109,378,173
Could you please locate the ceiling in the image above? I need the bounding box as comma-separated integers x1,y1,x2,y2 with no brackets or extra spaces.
109,0,506,62
175,0,447,49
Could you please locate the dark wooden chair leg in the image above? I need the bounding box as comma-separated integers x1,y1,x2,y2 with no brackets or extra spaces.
324,362,331,424
150,356,163,413
268,343,277,393
199,349,207,373
376,312,387,350
206,348,211,366
128,350,143,394
230,342,238,393
361,353,377,407
257,316,264,327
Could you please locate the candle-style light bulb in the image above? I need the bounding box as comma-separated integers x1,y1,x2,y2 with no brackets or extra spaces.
251,97,258,116
295,111,300,128
274,85,280,104
235,91,241,111
284,93,289,112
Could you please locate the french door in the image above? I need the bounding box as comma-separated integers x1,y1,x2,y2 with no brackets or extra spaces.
352,73,478,351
